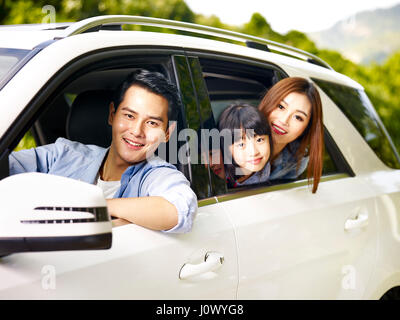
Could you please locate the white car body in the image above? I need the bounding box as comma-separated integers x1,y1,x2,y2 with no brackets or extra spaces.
0,16,399,300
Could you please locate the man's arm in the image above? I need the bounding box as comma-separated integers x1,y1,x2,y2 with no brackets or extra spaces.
9,138,70,175
109,166,197,233
107,196,178,231
9,145,52,174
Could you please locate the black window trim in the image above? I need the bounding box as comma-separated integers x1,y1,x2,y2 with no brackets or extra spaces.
183,48,289,79
323,127,355,177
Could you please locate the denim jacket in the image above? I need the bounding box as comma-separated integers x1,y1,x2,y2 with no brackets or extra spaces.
269,140,309,180
228,162,271,188
9,138,197,233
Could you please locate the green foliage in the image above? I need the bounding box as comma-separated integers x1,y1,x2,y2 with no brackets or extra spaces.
195,14,228,30
14,130,36,152
241,13,284,43
1,1,399,154
362,52,400,151
3,1,46,24
282,30,319,54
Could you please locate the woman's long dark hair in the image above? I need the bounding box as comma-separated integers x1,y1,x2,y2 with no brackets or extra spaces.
218,102,272,183
258,77,324,193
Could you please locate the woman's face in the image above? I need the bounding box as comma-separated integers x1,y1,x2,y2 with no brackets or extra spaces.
268,92,312,148
229,131,270,176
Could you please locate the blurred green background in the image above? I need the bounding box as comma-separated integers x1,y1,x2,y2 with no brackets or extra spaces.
3,0,399,154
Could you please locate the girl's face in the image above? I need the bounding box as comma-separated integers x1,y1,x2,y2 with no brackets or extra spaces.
268,92,312,148
229,131,270,176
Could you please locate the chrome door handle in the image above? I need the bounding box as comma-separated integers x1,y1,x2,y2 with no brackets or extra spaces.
345,212,369,230
179,252,224,280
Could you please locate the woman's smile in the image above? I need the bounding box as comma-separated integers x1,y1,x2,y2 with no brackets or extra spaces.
271,123,288,135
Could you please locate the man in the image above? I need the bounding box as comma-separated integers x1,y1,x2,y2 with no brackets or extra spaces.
9,69,197,233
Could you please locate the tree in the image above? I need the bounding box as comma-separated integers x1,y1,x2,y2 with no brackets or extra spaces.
241,12,284,43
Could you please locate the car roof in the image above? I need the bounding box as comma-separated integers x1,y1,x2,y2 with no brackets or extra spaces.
0,30,63,49
0,16,362,89
0,23,71,49
0,16,330,65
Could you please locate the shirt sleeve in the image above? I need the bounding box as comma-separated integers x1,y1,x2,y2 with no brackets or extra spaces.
140,167,198,234
9,142,60,175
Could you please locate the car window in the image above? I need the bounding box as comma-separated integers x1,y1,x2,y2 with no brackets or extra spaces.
191,57,348,193
313,78,400,169
6,51,192,187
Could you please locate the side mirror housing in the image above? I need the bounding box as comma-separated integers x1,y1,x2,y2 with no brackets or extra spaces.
0,172,112,255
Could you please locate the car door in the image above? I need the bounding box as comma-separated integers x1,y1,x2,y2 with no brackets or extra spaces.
0,37,238,299
187,53,379,299
218,171,378,299
0,204,237,299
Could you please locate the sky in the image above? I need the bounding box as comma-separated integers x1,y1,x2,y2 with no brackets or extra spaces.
184,0,400,33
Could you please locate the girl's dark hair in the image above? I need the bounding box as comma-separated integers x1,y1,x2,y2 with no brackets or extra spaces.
218,102,272,183
113,69,181,121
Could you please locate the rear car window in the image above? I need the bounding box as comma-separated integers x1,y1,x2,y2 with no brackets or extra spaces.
312,78,400,169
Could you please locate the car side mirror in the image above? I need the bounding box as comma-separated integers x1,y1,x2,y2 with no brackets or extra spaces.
0,172,112,256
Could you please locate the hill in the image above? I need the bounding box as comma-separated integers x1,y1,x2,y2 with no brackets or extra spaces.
308,3,400,64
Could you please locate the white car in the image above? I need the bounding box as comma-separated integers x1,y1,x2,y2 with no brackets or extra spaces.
0,15,400,300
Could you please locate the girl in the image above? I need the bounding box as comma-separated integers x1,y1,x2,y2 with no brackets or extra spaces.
258,77,324,193
218,103,273,188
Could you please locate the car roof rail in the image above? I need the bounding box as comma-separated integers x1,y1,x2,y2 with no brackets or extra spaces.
62,15,333,70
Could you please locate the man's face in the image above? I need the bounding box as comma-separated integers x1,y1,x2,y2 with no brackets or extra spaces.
108,85,173,166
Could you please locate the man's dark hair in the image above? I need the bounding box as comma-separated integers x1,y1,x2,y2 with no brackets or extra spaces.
113,69,181,122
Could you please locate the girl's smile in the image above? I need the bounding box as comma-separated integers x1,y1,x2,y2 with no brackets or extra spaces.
247,157,263,165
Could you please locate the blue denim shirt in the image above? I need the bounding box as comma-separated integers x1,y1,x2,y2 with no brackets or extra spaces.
269,140,309,180
9,138,197,233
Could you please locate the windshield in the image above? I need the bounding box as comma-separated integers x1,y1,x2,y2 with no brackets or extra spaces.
0,48,30,86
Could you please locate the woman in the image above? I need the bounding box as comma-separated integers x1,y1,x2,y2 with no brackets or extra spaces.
258,77,324,193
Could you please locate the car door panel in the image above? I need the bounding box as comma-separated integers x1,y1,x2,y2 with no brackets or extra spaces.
0,202,238,299
218,175,378,299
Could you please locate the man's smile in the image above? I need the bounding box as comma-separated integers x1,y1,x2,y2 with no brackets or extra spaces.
123,137,145,149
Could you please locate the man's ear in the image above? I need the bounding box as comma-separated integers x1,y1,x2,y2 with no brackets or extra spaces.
164,121,177,143
108,102,116,126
